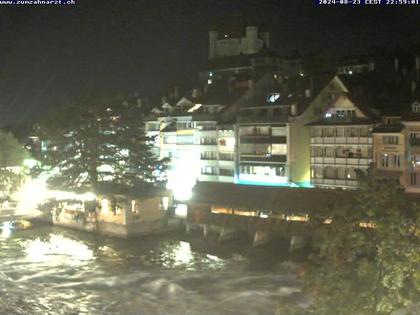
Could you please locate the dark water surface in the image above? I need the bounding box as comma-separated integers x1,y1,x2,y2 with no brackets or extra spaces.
0,223,308,315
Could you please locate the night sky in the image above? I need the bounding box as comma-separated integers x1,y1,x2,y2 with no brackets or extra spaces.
1,0,420,124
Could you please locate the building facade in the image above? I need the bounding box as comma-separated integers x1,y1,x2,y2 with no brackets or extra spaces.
372,118,406,186
402,101,420,193
308,93,376,189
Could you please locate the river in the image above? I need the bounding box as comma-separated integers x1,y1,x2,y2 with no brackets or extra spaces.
0,222,309,315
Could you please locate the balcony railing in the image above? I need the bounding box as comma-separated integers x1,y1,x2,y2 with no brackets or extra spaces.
311,156,371,166
312,178,359,187
240,154,287,163
238,114,289,123
200,156,217,161
410,138,420,146
240,135,286,144
311,137,372,145
218,155,234,161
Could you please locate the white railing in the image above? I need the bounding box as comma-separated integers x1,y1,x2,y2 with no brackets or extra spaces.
311,137,372,145
311,157,372,166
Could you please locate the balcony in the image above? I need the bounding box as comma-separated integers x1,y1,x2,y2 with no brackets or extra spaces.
240,135,286,144
240,154,286,163
311,156,372,166
238,114,289,123
312,178,359,188
410,138,420,146
311,137,372,145
218,155,234,161
200,156,217,161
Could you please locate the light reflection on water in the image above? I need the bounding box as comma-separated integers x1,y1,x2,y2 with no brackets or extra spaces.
0,225,306,315
24,234,94,265
1,221,13,238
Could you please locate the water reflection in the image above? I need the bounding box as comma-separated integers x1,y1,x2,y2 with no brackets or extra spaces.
0,225,305,315
24,234,94,265
0,221,12,238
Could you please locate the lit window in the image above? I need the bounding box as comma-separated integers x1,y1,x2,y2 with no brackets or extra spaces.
208,79,212,85
101,199,110,214
267,93,280,103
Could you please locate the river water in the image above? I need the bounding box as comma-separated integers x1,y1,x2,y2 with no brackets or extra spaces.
0,222,309,315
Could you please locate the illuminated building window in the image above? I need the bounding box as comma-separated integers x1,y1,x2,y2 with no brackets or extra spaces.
200,138,217,145
208,79,212,85
200,151,217,160
101,198,110,214
267,93,280,103
383,135,398,145
201,166,217,175
161,197,169,211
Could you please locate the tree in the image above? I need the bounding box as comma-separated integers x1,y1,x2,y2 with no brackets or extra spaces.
304,176,420,315
0,131,29,196
38,95,168,195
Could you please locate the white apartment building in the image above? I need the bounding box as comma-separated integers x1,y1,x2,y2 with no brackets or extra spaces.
145,104,236,200
309,95,376,189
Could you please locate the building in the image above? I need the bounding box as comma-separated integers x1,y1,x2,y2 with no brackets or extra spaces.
145,95,236,200
51,189,173,237
201,23,303,87
307,77,378,189
234,73,321,186
147,26,420,196
372,116,406,186
402,99,420,193
337,55,375,76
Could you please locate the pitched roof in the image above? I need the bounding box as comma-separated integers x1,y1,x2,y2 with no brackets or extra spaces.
188,181,355,216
